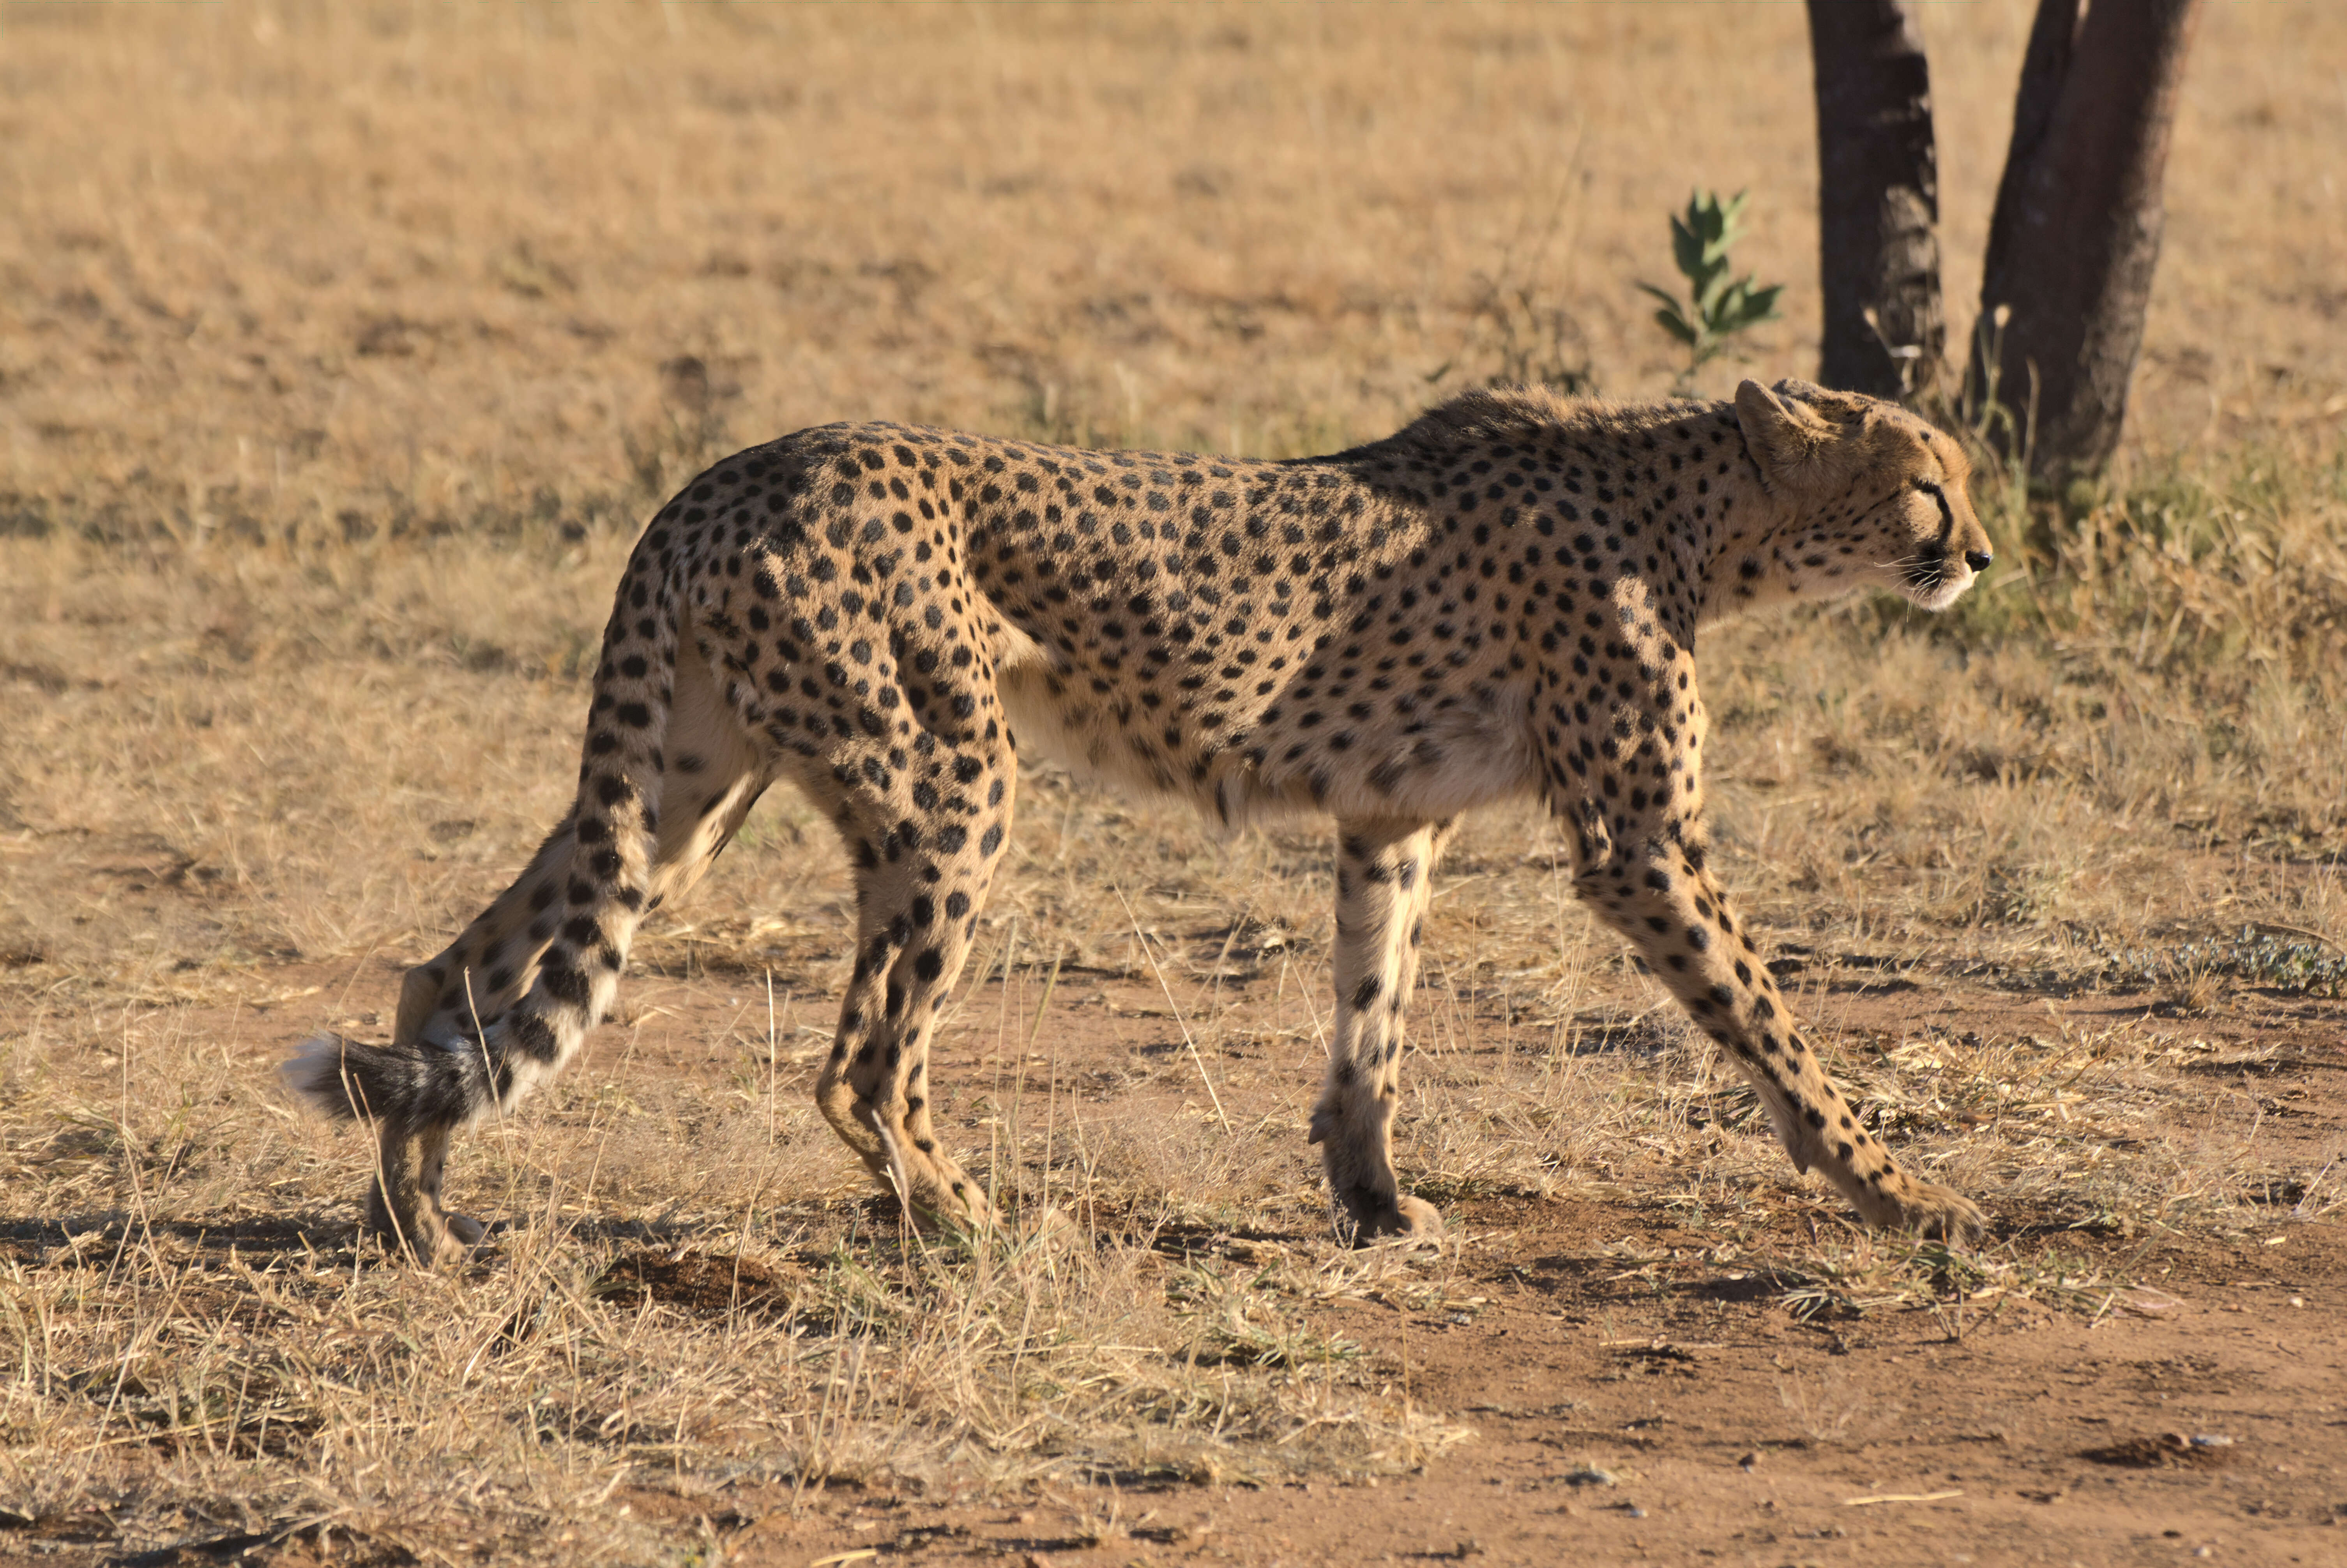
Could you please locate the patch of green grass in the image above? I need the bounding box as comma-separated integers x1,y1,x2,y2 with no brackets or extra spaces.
2090,926,2347,1001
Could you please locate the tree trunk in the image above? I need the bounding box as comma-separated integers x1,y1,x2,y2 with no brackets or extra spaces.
1970,0,2204,486
1805,1,1945,403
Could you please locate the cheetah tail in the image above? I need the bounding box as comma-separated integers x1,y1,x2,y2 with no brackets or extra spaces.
281,1029,487,1130
472,546,691,1103
281,547,683,1134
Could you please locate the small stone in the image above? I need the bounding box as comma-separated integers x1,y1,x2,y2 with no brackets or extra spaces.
1738,1450,1760,1471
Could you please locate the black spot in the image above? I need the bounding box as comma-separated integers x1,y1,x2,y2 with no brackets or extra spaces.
506,1012,560,1063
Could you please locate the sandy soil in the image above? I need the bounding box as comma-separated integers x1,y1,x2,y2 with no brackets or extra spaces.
13,938,2335,1568
598,975,2347,1567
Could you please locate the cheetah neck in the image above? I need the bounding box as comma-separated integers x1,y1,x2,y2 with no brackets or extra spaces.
1386,388,1815,632
1696,498,1824,627
1685,445,1852,629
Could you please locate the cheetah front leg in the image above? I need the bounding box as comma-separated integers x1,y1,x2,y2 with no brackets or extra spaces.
1308,818,1455,1244
1560,797,1984,1241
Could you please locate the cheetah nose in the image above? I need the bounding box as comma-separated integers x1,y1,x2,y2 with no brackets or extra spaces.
1963,549,1994,573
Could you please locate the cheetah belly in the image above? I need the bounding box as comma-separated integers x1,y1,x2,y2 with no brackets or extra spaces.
990,630,1215,806
993,626,1541,830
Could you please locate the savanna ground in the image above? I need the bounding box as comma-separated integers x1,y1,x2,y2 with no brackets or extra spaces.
4,4,2346,1564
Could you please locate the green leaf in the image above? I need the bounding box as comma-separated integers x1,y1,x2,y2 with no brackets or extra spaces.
1714,278,1783,334
1704,277,1750,330
1713,274,1787,337
1669,212,1707,284
1695,265,1739,318
1651,307,1698,348
1648,188,1784,370
1696,191,1738,260
1708,191,1755,267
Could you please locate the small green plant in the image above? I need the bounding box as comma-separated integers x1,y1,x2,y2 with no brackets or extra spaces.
1638,189,1785,393
2093,925,2347,1001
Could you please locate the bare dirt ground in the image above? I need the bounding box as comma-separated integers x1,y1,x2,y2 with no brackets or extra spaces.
429,956,2346,1568
5,846,2344,1566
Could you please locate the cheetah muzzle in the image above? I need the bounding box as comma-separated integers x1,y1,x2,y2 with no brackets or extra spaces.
285,378,1995,1261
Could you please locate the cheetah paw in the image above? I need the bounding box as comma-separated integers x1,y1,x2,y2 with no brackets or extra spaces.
412,1209,488,1268
1347,1193,1446,1248
361,1209,484,1269
1883,1180,1986,1244
1010,1204,1083,1254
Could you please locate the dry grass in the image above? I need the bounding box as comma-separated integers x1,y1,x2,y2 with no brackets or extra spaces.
2,3,2345,1561
4,2,2342,543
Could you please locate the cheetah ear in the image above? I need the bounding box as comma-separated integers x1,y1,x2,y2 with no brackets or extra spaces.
1768,377,1833,405
1734,379,1838,496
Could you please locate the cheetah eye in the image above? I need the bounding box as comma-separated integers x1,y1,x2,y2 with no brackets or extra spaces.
1911,476,1956,530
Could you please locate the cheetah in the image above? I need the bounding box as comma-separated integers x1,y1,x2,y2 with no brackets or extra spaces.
286,378,1994,1263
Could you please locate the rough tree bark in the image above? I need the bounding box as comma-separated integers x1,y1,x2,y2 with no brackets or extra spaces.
1969,0,2204,485
1804,1,1945,403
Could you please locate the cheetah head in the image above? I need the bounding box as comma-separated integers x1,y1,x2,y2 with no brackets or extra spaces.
1734,378,1993,613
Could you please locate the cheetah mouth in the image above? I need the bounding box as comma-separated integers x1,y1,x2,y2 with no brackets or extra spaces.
1898,553,1975,612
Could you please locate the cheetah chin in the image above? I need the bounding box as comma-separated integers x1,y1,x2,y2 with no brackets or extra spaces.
284,377,1994,1262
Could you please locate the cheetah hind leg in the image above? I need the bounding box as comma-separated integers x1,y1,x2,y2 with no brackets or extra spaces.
806,738,1020,1237
341,618,769,1266
362,1110,484,1266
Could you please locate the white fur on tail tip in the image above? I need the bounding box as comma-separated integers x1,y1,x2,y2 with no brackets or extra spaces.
282,1032,360,1118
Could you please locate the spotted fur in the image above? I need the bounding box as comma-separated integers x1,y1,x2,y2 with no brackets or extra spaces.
284,378,1994,1262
